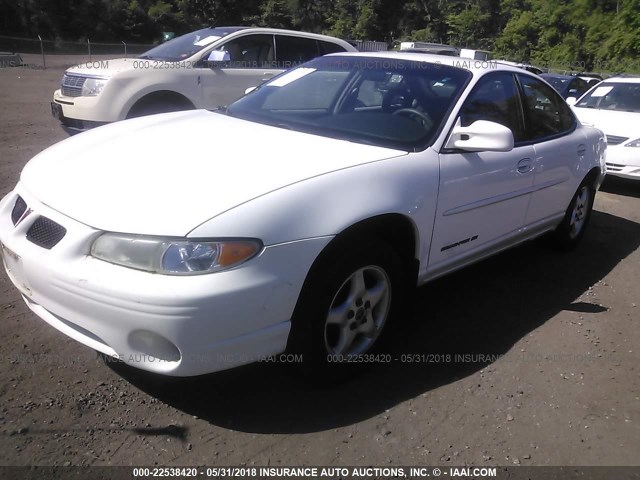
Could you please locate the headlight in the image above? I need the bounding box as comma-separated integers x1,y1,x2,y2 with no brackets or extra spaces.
91,234,262,275
625,138,640,147
81,77,108,96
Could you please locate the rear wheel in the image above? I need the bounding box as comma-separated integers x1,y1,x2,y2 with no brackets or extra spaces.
548,179,595,250
287,238,407,377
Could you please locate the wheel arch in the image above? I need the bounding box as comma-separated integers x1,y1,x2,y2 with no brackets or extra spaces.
583,165,602,189
309,213,420,287
126,90,195,118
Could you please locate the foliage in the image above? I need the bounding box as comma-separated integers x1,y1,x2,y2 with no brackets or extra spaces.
0,0,638,72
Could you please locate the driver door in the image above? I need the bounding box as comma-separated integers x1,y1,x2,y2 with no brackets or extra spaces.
429,72,535,275
198,34,280,108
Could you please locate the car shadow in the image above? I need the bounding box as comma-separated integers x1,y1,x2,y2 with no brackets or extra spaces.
600,176,640,198
107,210,640,434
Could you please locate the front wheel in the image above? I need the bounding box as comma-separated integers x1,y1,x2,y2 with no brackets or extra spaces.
287,239,407,377
548,180,595,250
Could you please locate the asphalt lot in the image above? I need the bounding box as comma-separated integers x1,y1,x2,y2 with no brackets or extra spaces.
0,56,639,469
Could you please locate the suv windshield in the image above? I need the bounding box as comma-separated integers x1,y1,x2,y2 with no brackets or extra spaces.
140,27,246,61
226,56,471,151
576,82,640,113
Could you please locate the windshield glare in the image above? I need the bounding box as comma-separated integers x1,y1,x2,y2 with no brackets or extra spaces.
576,82,640,113
140,27,239,61
226,56,471,150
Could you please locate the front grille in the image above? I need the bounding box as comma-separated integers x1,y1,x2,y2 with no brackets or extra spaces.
61,74,87,97
11,196,27,225
26,216,67,249
606,162,624,172
606,135,629,146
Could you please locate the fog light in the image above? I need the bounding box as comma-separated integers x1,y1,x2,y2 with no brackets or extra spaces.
127,330,181,363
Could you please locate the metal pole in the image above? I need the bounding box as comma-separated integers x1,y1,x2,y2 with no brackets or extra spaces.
88,38,91,62
122,41,127,58
38,35,46,69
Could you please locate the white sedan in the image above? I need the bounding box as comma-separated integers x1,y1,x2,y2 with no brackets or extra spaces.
569,76,640,180
0,53,606,377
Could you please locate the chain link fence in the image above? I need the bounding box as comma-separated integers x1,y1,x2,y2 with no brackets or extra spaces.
0,35,156,68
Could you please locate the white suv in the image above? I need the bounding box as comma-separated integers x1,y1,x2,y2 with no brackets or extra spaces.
51,27,356,133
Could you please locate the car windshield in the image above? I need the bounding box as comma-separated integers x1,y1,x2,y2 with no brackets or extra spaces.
225,56,472,151
140,27,244,61
576,82,640,113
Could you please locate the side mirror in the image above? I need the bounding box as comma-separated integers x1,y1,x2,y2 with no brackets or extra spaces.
446,119,514,152
244,86,257,95
566,97,577,106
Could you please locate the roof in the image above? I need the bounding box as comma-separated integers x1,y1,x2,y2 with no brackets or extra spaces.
603,76,640,84
327,51,521,75
223,27,356,47
195,26,357,51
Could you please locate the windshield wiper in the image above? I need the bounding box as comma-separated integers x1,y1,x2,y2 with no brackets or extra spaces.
210,106,231,116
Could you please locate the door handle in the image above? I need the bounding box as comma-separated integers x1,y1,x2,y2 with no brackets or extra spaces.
517,158,533,174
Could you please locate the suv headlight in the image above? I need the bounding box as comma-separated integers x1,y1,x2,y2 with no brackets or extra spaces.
91,233,262,275
625,138,640,147
81,77,109,96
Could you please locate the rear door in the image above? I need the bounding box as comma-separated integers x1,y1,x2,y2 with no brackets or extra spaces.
516,73,583,227
274,35,322,70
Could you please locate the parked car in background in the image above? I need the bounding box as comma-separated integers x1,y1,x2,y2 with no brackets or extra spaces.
459,48,493,61
50,27,356,133
3,52,605,377
570,76,640,180
579,73,603,88
399,42,459,56
540,73,590,99
496,60,546,75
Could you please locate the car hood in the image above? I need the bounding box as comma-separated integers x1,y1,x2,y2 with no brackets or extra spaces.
21,110,407,236
572,107,640,140
66,58,139,77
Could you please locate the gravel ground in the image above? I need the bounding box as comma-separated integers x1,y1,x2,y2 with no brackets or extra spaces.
0,57,639,470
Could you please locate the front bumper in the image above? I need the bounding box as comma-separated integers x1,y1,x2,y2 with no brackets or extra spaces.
52,90,111,133
605,145,640,180
0,185,331,376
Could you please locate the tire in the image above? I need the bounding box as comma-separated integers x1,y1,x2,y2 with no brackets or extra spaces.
287,238,407,377
548,179,595,250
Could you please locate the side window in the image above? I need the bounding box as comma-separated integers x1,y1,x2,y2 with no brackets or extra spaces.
319,41,347,55
216,34,274,68
518,74,575,140
459,72,525,142
275,36,320,68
